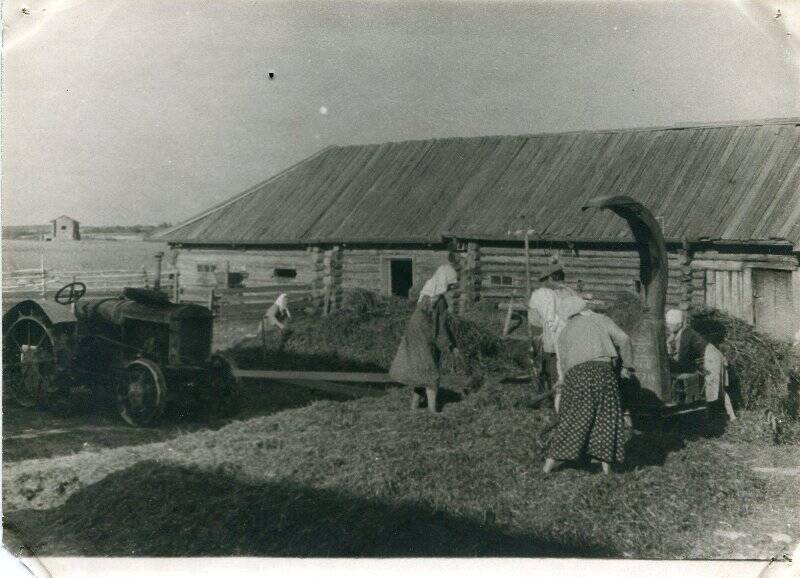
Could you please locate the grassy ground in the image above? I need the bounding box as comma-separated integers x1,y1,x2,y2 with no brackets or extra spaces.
3,291,799,558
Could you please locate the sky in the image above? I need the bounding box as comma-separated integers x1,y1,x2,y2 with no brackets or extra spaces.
2,0,799,226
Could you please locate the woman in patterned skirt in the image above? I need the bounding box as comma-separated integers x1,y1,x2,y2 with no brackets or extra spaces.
543,296,634,475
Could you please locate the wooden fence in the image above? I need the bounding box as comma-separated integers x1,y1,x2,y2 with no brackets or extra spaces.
3,268,146,291
2,267,176,305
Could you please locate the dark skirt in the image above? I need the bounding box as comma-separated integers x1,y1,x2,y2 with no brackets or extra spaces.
389,306,442,389
548,361,626,464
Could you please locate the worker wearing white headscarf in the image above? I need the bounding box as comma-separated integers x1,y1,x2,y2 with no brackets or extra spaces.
528,264,579,392
390,264,460,413
544,294,633,475
665,309,736,421
275,293,290,316
665,308,687,358
264,293,290,329
418,264,458,302
259,293,292,355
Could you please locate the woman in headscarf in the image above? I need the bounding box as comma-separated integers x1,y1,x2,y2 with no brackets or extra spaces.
390,264,460,414
665,309,736,421
527,268,579,409
527,264,579,394
260,293,292,354
543,296,634,475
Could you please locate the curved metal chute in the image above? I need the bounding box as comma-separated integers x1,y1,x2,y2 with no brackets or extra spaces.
582,195,671,407
582,195,668,314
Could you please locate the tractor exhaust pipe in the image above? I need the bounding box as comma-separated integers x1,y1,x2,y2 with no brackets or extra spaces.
153,252,164,292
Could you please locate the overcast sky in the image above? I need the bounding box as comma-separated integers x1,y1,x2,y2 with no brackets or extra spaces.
2,0,798,226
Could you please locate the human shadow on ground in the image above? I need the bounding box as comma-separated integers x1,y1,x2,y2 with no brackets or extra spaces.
545,406,741,474
618,408,734,471
4,460,614,558
541,404,733,474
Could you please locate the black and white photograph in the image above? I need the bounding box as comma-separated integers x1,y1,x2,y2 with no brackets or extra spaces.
1,0,799,576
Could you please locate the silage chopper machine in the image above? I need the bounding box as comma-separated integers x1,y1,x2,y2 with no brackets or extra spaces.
582,195,708,419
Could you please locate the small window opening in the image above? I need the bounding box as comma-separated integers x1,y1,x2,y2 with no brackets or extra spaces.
491,275,514,287
197,264,217,273
274,268,297,279
61,225,67,230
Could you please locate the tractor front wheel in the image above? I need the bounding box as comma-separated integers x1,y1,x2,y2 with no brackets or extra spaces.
3,308,71,408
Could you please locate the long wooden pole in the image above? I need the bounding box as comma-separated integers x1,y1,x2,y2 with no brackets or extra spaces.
524,230,540,391
40,254,46,300
524,230,531,298
235,369,395,383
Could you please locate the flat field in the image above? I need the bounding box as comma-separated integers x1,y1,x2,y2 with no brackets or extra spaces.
2,239,171,273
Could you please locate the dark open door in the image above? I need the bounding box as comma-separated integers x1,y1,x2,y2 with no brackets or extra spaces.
390,259,414,298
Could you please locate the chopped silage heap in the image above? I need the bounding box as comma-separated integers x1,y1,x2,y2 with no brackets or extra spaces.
4,291,799,556
3,379,790,558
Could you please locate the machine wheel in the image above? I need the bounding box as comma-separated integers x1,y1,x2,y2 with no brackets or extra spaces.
204,353,241,420
3,307,70,407
116,358,168,427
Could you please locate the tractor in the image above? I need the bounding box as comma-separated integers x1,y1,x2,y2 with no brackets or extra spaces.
2,283,240,426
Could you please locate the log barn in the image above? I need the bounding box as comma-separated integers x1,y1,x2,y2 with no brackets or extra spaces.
157,118,800,341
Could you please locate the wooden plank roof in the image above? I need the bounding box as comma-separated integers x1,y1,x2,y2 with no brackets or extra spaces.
157,118,800,246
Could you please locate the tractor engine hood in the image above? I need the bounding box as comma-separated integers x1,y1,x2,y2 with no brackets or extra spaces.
75,291,212,327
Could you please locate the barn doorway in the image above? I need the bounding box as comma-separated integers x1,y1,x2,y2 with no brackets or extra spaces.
390,259,414,298
752,269,794,341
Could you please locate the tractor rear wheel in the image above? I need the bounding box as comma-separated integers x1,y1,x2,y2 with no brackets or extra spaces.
116,358,168,427
3,307,70,408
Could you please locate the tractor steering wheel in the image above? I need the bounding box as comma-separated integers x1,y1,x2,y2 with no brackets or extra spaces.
55,282,87,304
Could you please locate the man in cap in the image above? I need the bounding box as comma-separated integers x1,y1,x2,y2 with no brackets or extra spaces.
527,263,579,405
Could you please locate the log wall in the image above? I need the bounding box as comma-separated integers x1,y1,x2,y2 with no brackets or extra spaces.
478,246,688,310
176,247,316,288
172,244,799,338
338,249,451,295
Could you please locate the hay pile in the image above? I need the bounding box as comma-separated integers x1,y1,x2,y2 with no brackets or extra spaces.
3,381,782,558
232,289,526,377
601,295,799,421
689,307,799,410
231,289,799,427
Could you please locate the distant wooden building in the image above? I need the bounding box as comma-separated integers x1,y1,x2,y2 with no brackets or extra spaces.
49,215,81,241
157,118,800,341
